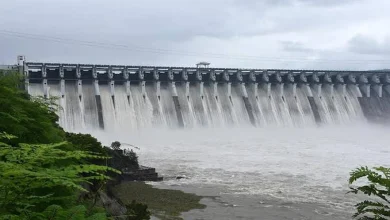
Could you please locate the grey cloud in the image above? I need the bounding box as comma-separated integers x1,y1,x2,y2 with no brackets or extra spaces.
281,41,314,53
234,0,365,8
297,0,365,7
0,0,389,70
0,0,376,43
348,35,390,55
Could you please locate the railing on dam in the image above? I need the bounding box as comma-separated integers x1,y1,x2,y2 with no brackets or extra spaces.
24,62,390,99
25,62,390,85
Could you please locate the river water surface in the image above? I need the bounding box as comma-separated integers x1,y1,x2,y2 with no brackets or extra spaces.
91,124,390,219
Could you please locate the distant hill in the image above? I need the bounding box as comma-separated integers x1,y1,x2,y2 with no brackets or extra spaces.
371,69,390,72
0,65,17,70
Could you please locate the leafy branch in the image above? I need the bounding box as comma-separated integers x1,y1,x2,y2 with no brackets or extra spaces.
349,166,390,220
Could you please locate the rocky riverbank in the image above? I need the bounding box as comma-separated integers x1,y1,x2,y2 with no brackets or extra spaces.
111,182,206,220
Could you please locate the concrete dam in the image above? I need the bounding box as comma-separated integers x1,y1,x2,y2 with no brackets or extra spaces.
23,61,390,131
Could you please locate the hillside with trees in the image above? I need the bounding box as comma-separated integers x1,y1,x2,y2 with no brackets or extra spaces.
0,70,150,219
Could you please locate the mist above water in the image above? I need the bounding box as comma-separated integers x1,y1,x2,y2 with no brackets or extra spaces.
92,125,389,214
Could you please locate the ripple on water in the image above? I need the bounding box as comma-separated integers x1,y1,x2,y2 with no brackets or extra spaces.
91,125,390,217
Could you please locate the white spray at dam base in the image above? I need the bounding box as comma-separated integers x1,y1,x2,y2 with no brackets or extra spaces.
93,125,390,215
28,82,365,131
28,81,390,216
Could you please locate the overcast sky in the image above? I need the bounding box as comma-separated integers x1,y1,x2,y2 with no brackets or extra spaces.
1,0,390,70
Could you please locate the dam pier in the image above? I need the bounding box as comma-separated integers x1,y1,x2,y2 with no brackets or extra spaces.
22,59,390,130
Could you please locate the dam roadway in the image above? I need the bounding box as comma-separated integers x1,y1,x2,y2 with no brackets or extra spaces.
24,61,390,130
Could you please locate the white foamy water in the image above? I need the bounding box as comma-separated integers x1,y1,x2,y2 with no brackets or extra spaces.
90,124,390,214
28,81,366,130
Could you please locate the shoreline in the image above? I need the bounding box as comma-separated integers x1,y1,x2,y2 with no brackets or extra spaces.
147,181,354,220
111,181,206,220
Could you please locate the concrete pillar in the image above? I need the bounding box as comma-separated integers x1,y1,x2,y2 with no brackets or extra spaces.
42,65,47,78
276,83,284,96
92,66,97,79
170,82,178,96
76,66,81,78
141,81,146,99
185,82,190,99
77,80,82,101
266,83,271,97
200,82,204,98
171,82,184,128
227,82,232,97
373,84,383,97
110,80,115,107
94,79,104,129
323,84,334,98
126,81,131,103
60,79,65,98
312,84,322,97
227,82,232,103
172,96,184,128
43,79,48,98
241,83,255,126
304,83,321,124
335,84,346,97
94,80,100,95
348,84,362,97
156,81,161,100
291,83,297,97
59,66,64,78
259,83,271,98
307,97,321,125
359,84,371,97
303,84,313,97
126,81,131,96
95,95,104,130
251,83,258,99
241,83,248,98
384,85,390,96
109,81,115,96
213,82,218,99
25,78,30,95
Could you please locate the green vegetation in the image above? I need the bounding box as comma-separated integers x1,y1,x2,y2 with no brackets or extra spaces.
65,134,140,174
0,132,117,219
0,72,148,219
65,132,107,156
0,71,64,145
112,182,205,220
349,166,390,220
125,200,151,220
0,71,114,219
106,142,139,171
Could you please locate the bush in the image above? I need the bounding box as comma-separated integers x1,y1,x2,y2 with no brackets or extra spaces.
105,147,140,171
126,200,151,220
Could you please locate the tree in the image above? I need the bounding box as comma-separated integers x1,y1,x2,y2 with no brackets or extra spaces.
65,132,108,162
0,132,120,218
0,72,64,145
124,149,139,170
349,166,390,220
111,141,121,150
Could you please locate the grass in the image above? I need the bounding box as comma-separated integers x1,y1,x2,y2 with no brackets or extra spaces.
111,182,206,220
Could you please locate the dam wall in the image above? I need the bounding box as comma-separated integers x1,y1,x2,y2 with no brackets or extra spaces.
24,62,390,131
